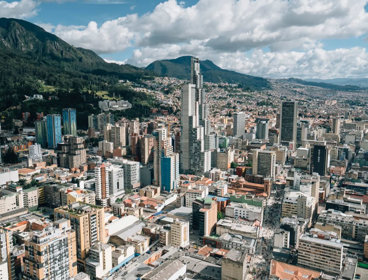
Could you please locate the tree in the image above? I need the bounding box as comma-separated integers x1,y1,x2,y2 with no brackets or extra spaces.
230,162,238,168
3,149,19,164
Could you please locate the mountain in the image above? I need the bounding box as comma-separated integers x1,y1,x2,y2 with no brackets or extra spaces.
0,18,156,130
146,56,271,90
307,78,368,88
285,78,362,91
0,17,147,78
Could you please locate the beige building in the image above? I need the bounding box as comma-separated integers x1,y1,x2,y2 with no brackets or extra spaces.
23,187,39,209
104,123,127,151
23,220,77,280
66,189,96,205
140,134,155,164
281,191,315,226
216,149,234,171
0,191,23,215
298,234,343,275
221,249,247,280
85,242,112,280
170,219,189,248
54,203,105,269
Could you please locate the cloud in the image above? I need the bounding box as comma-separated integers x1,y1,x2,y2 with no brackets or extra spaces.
0,0,38,18
3,0,368,78
53,19,135,53
128,44,368,79
50,0,368,52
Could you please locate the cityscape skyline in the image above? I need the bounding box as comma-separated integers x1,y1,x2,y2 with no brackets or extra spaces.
0,2,368,279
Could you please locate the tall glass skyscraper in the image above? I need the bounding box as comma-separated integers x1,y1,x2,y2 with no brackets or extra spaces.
62,108,77,136
280,101,298,146
47,114,62,149
35,119,47,148
180,57,211,174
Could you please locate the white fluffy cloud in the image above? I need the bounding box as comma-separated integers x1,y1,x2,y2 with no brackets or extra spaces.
3,0,368,78
0,0,38,18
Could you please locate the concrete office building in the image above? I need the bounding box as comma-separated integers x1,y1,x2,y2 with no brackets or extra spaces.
225,202,263,223
332,118,341,135
192,197,217,236
256,118,269,140
108,165,125,200
58,136,87,169
281,192,315,225
221,249,247,280
122,160,140,190
85,243,112,280
233,112,246,138
170,219,190,248
62,108,77,136
28,144,42,162
298,234,343,275
280,101,297,147
252,149,276,179
54,203,105,270
180,57,211,174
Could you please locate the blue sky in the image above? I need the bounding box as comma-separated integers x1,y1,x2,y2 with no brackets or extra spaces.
1,0,368,79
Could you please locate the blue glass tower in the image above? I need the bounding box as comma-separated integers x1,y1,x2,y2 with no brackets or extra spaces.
46,114,62,149
62,108,77,136
160,153,179,193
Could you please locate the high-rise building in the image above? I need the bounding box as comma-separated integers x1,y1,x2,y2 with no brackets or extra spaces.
62,108,77,136
233,112,246,138
170,219,189,248
160,152,179,193
180,57,211,174
280,101,297,146
332,118,340,135
23,221,77,280
35,119,47,148
54,203,105,270
256,118,269,140
252,150,276,179
85,242,112,280
58,136,87,169
153,127,172,186
0,229,9,280
312,144,329,176
95,163,109,206
122,160,140,190
104,123,127,151
46,114,62,149
28,144,42,162
140,134,155,165
192,197,218,236
108,165,125,200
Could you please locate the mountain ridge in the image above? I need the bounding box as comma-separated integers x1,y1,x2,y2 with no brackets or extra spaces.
145,56,271,90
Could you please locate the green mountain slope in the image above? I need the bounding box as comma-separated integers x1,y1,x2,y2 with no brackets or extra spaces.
145,56,271,90
0,18,155,129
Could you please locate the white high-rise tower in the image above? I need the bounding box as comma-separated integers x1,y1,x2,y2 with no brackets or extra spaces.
180,57,211,174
